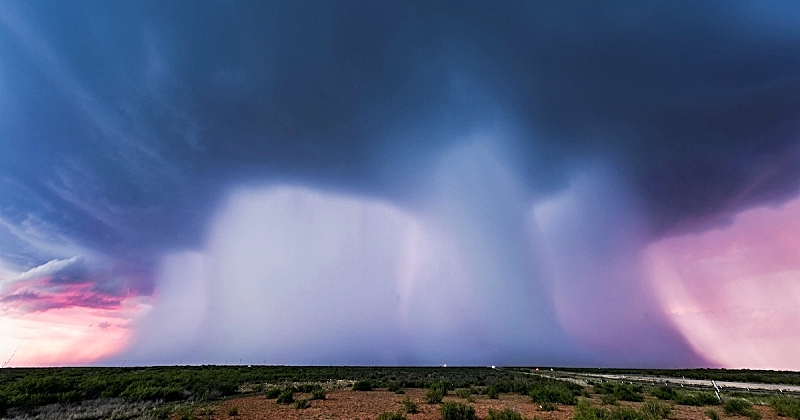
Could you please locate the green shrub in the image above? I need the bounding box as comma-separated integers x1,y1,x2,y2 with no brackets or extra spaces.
704,408,720,420
487,407,526,420
673,391,719,406
770,396,800,419
600,394,618,405
724,399,760,420
593,383,643,403
353,380,374,391
276,389,294,404
294,398,310,409
651,387,677,401
539,401,557,411
614,386,644,403
639,400,672,420
455,388,473,399
574,399,610,420
530,385,577,405
228,407,238,416
431,382,449,394
175,406,197,420
120,384,184,402
456,388,475,402
295,384,317,393
594,382,615,394
401,396,419,414
574,398,670,420
265,388,282,399
440,401,477,420
426,387,445,404
486,384,499,399
723,398,751,414
609,406,643,420
377,411,407,420
311,387,326,400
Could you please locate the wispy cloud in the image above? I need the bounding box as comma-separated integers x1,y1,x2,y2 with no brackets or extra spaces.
13,256,83,282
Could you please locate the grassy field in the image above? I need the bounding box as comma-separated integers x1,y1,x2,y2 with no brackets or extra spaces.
0,366,798,419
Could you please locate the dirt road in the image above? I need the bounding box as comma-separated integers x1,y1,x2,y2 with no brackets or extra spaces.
554,371,800,394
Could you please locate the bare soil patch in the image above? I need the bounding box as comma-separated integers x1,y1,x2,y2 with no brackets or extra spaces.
195,389,784,420
205,389,570,420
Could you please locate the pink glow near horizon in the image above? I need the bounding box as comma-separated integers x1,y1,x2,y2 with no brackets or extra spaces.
0,302,144,366
645,197,800,370
0,273,147,366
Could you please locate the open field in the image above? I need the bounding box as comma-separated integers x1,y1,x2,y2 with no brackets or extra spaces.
1,367,799,419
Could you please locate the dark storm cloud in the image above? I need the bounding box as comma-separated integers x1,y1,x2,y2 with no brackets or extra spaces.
4,1,799,243
1,0,799,366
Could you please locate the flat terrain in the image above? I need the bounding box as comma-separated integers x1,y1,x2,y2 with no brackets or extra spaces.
201,388,783,420
2,367,799,419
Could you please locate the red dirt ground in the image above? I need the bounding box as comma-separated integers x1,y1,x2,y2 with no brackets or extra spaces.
193,389,783,420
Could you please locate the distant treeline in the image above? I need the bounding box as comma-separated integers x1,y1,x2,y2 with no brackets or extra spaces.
553,368,800,386
0,365,563,415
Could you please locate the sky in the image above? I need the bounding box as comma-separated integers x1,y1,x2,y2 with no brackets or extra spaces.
0,1,799,369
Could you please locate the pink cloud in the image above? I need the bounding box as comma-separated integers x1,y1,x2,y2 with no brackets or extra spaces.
644,197,800,370
0,270,147,366
0,304,142,366
1,276,132,312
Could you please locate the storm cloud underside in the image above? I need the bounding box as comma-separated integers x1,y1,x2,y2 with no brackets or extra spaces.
1,1,800,368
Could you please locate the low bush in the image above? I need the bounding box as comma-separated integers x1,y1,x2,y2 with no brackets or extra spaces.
573,398,672,420
651,387,677,401
593,383,643,403
265,388,282,399
276,389,294,404
294,398,310,409
600,394,618,405
704,408,720,420
593,382,615,394
440,401,477,420
431,382,450,394
228,407,238,416
615,386,644,403
529,384,577,405
456,388,476,402
120,384,184,402
673,391,720,406
574,399,610,420
640,400,672,420
295,384,316,393
426,388,445,404
377,411,406,420
387,382,402,393
353,380,374,391
610,406,643,420
487,407,526,420
455,388,472,399
401,396,419,414
311,387,326,400
724,399,761,420
539,401,557,411
486,384,499,399
770,396,800,419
